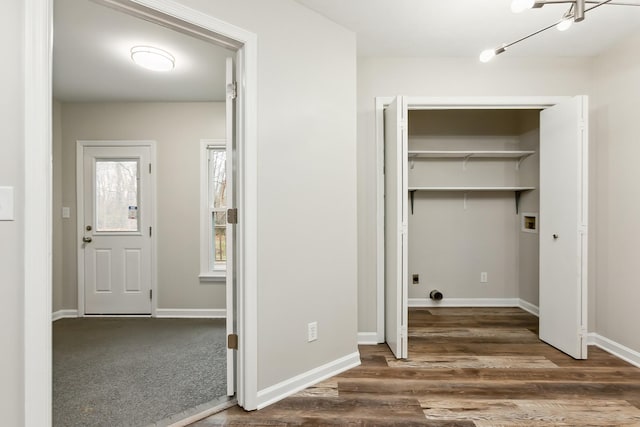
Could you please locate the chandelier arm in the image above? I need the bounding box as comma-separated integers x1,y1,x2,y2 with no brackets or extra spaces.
534,0,638,6
503,0,613,50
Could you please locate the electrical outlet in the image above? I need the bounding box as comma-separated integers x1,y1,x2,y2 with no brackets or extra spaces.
412,274,419,284
308,321,318,342
480,272,488,283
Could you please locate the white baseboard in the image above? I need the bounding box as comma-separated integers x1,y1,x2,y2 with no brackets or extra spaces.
256,351,360,409
409,298,520,308
588,333,640,369
52,309,78,322
357,332,380,345
518,299,539,316
155,309,226,319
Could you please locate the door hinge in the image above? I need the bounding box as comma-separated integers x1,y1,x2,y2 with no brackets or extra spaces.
227,333,238,349
400,325,408,339
149,163,152,174
227,81,237,100
227,208,238,224
149,289,152,300
149,226,152,237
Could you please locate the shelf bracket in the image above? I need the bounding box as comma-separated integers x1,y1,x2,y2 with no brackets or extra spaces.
463,192,468,210
515,191,522,214
462,154,473,171
516,156,524,171
410,190,416,215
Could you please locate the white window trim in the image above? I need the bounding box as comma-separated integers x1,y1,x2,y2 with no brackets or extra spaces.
200,139,227,282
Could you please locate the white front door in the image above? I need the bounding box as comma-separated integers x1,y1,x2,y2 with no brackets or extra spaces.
80,143,153,315
539,96,588,359
384,96,408,359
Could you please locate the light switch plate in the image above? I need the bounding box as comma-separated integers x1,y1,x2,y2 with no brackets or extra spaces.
0,187,14,221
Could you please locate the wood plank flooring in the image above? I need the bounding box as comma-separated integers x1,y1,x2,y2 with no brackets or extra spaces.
192,307,640,426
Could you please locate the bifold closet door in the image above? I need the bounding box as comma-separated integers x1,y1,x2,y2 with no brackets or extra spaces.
384,96,408,359
539,95,588,360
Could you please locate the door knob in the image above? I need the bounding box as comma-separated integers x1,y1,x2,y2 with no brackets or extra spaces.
553,234,559,239
82,236,92,243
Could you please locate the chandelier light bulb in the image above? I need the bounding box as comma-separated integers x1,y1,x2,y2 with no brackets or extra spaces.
511,0,535,13
557,17,573,31
479,46,506,63
479,49,496,63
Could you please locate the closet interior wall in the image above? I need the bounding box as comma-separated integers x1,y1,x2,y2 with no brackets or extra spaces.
407,109,540,306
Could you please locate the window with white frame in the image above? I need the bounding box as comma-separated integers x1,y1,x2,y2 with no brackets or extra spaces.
200,140,227,279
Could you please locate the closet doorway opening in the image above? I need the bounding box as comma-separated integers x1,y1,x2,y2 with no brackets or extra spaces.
376,96,588,361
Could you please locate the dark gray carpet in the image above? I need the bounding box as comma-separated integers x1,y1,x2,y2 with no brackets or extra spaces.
53,318,227,427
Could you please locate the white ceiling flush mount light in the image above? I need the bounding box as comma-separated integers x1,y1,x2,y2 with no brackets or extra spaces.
482,0,639,62
130,45,175,72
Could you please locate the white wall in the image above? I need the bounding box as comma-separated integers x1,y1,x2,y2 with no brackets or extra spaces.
358,57,592,332
8,0,357,420
406,110,539,302
0,2,24,425
173,0,358,391
54,102,226,312
592,31,640,353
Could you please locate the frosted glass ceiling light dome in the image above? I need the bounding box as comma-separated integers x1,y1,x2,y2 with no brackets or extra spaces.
130,46,175,72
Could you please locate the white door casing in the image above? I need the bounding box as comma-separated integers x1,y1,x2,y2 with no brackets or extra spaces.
78,142,155,315
384,96,408,359
539,95,589,359
226,56,237,396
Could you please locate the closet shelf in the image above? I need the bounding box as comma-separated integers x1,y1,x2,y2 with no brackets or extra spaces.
407,150,535,159
408,150,535,170
408,187,535,214
408,186,535,191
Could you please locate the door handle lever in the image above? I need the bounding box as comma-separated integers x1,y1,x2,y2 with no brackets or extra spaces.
82,236,92,243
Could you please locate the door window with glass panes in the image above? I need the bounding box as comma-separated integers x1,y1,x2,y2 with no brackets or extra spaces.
208,146,227,271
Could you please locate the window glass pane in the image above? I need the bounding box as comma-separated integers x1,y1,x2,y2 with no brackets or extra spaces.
214,227,227,262
96,160,139,232
209,149,226,208
214,211,227,226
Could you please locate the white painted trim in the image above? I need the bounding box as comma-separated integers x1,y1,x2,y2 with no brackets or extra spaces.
409,298,520,308
27,1,260,422
76,140,157,317
588,333,640,369
52,310,79,322
405,96,568,109
155,309,226,318
518,299,540,317
357,332,381,345
375,96,574,345
24,0,53,425
375,96,394,345
256,352,360,409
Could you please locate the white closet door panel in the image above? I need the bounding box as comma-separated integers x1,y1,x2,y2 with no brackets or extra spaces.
384,96,408,359
539,95,588,359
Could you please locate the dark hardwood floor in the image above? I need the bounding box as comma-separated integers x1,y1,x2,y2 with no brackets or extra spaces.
193,307,640,426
